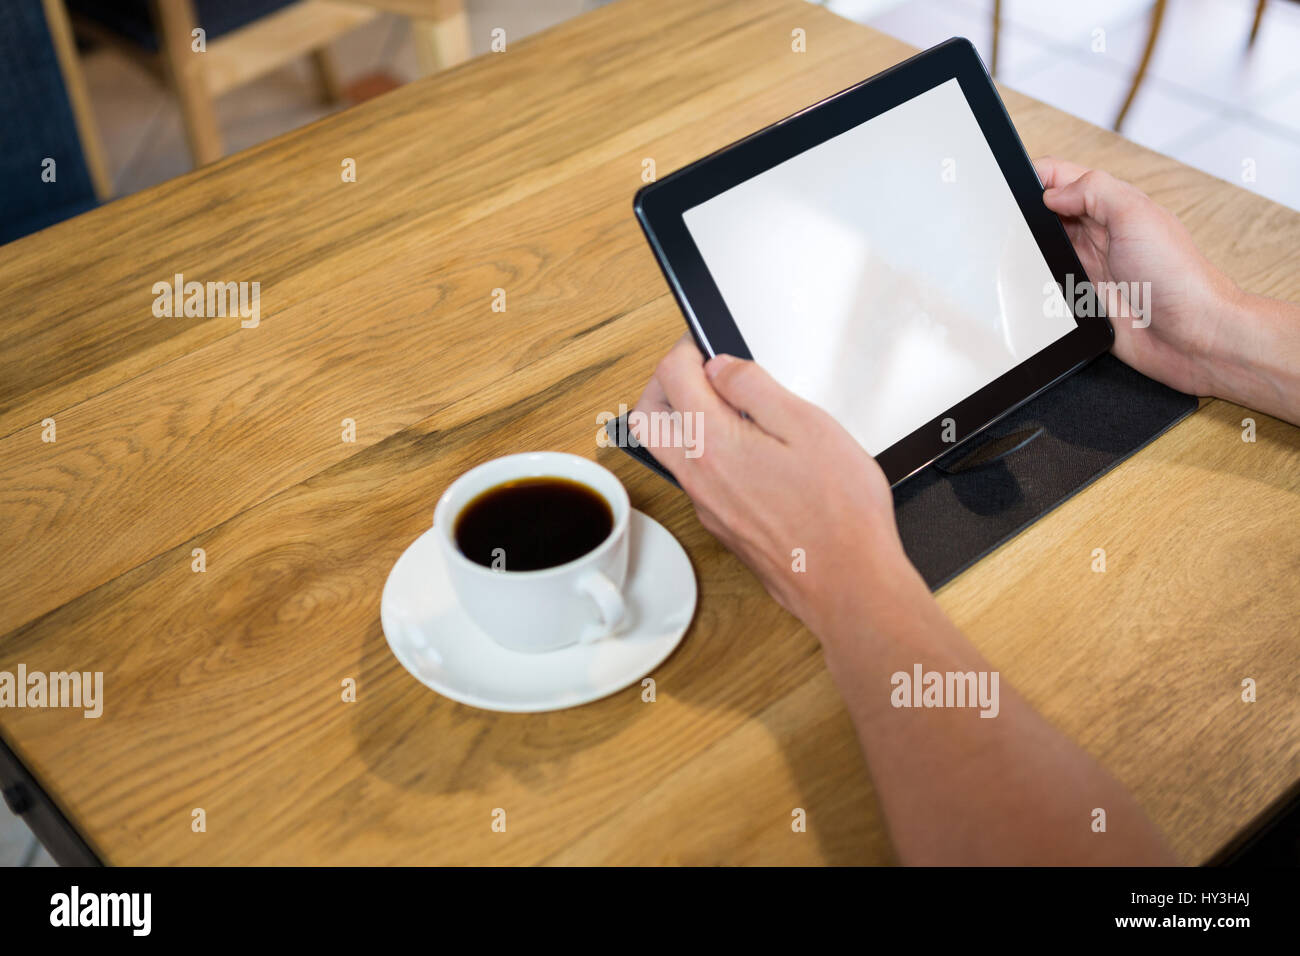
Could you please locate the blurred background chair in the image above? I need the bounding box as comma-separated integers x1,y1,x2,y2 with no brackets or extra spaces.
64,0,469,167
360,0,471,75
988,0,1297,133
67,0,375,167
0,0,111,245
1114,0,1297,131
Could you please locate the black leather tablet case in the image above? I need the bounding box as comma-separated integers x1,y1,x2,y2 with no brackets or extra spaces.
605,355,1198,590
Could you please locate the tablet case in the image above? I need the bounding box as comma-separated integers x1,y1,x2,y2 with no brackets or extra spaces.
605,355,1198,591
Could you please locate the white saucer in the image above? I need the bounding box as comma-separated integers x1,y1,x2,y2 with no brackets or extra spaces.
381,509,696,712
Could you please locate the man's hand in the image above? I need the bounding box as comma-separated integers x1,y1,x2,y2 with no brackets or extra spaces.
1036,155,1245,398
631,334,926,642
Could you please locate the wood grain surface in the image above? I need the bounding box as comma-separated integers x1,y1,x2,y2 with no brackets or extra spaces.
1,0,1297,865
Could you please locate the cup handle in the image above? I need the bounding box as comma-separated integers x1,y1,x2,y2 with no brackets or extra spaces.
576,570,626,643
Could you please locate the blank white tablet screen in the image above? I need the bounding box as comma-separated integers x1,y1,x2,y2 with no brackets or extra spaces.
681,78,1075,456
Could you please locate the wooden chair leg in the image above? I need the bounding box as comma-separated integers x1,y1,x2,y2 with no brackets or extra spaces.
42,0,113,199
412,0,471,75
991,0,1001,78
151,0,223,166
1114,0,1167,133
1249,0,1267,46
310,47,344,103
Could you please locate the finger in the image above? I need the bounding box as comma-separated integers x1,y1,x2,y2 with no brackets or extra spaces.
1041,169,1127,227
703,354,808,441
653,334,735,423
628,371,692,476
632,336,732,478
630,373,669,435
1032,155,1091,191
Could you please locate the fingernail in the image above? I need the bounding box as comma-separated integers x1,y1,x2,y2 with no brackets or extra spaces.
705,354,735,380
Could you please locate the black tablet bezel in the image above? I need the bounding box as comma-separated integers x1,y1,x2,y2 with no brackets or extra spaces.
633,37,1113,486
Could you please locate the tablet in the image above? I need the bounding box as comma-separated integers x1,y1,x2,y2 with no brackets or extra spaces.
633,38,1112,486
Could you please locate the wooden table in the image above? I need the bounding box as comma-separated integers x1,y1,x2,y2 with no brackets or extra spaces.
2,0,1297,866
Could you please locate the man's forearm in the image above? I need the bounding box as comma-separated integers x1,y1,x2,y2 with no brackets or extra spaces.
817,558,1176,865
1207,288,1300,426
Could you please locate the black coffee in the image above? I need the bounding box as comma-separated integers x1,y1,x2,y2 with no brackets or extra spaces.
454,477,614,571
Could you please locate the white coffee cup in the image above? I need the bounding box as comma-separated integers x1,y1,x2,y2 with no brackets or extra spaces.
433,452,630,653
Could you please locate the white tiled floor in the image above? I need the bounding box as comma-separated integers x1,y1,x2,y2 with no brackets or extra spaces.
0,800,55,867
0,803,37,867
5,0,1297,868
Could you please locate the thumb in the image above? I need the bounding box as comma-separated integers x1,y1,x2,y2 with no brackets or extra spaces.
1042,169,1127,228
704,354,805,439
